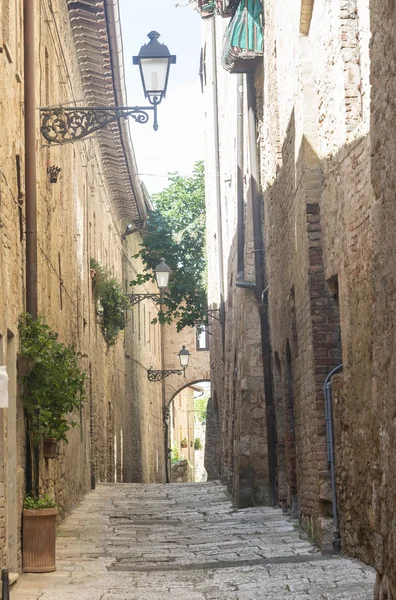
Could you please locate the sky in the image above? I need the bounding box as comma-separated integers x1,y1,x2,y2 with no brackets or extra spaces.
119,0,204,196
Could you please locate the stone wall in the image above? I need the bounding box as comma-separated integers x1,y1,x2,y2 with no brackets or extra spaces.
124,233,164,483
261,0,373,550
0,0,25,573
260,0,396,591
171,459,194,483
203,0,396,591
0,0,148,574
202,16,270,507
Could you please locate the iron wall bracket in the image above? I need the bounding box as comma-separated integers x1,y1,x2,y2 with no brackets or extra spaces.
147,368,185,383
39,105,158,144
127,293,162,307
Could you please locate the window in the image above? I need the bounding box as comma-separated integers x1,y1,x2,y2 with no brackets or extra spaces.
196,324,209,351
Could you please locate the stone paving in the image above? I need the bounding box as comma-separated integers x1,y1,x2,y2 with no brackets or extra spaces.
13,482,375,599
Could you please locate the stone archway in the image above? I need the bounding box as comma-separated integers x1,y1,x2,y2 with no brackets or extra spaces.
167,379,211,484
166,378,211,408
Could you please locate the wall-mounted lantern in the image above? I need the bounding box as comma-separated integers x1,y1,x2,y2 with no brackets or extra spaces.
129,258,171,306
147,345,191,382
40,32,176,144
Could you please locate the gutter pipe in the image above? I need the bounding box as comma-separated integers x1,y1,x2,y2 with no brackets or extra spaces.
211,17,225,330
246,73,277,505
24,0,39,497
236,74,255,290
324,363,343,552
24,0,38,320
237,74,245,280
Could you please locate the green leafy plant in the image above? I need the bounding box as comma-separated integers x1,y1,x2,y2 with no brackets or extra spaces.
23,494,57,510
18,313,86,446
131,161,208,331
90,259,130,347
194,437,203,451
171,443,180,463
194,397,209,423
181,437,188,447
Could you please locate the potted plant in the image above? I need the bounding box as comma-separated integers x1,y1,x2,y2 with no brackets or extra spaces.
181,437,188,448
22,494,58,573
194,437,203,451
18,314,86,458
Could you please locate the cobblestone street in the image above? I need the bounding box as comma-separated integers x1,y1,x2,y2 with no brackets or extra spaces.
13,482,375,599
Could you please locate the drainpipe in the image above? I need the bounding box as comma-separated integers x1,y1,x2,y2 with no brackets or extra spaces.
237,74,245,280
211,17,225,333
246,73,277,505
160,311,170,483
24,0,38,320
24,0,39,498
236,75,255,291
324,363,343,552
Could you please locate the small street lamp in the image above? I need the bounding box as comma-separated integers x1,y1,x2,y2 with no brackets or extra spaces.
154,258,171,293
40,32,176,144
178,346,191,374
147,345,191,382
129,258,171,307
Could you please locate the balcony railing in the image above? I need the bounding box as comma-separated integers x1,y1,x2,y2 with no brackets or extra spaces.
197,0,240,19
222,0,264,73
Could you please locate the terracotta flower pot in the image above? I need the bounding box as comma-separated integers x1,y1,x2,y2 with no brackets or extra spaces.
181,443,187,448
23,508,58,572
42,437,58,459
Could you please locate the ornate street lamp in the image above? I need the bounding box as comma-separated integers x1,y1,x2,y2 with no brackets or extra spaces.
147,345,191,382
133,31,176,130
129,258,171,306
177,345,191,371
40,32,176,144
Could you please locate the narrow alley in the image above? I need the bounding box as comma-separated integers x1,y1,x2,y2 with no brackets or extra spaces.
13,483,375,600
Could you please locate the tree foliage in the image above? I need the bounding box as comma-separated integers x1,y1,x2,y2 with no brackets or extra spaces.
194,397,209,424
18,313,86,445
131,161,208,331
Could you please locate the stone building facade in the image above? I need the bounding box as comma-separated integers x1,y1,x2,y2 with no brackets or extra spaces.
201,0,396,595
0,0,159,576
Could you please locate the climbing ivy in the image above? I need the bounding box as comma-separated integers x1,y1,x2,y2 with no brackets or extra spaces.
90,259,130,347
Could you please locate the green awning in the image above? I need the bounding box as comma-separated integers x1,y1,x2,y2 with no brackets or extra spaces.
222,0,263,72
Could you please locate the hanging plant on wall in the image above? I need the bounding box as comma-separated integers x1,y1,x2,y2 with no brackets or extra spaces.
18,313,86,447
90,259,130,347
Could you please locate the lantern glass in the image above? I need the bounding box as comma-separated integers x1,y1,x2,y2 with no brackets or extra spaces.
140,57,170,102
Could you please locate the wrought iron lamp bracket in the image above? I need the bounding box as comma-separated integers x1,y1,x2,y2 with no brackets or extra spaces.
39,104,159,145
147,368,185,383
128,293,162,307
207,308,222,323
